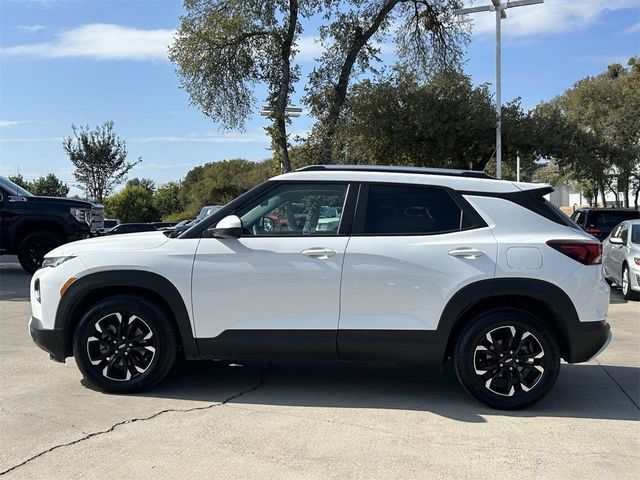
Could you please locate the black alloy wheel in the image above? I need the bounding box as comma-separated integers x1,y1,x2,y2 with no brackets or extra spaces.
74,295,177,392
455,310,560,410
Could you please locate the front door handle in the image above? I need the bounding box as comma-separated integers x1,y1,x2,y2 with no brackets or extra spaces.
448,248,485,259
302,248,336,259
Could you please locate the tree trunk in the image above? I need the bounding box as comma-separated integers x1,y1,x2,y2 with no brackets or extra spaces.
271,0,298,174
599,183,607,208
634,187,640,209
319,0,400,165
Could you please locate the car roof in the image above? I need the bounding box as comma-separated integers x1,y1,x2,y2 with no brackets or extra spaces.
273,165,546,194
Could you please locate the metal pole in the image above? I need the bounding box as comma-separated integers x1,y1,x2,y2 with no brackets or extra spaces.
516,153,521,182
495,6,502,180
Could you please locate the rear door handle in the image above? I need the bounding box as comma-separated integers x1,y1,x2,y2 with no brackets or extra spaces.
302,248,336,259
448,248,485,259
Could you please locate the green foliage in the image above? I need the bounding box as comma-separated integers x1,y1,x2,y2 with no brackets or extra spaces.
153,182,184,220
304,68,535,178
305,0,468,163
169,0,314,172
7,174,30,191
7,173,69,197
63,121,141,202
179,159,272,213
29,173,70,197
533,57,640,206
103,183,159,223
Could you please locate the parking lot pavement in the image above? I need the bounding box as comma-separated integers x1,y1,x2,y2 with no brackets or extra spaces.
0,257,638,480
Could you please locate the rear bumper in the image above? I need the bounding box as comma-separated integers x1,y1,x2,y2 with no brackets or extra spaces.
565,320,611,363
28,316,66,362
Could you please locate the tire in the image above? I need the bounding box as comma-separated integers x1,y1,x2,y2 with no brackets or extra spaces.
73,295,177,393
622,264,640,301
454,309,560,410
17,230,63,274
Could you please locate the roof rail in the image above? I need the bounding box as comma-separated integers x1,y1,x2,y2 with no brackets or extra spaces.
295,164,493,179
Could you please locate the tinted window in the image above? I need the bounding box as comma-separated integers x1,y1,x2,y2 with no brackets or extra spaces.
620,225,629,243
591,211,640,229
239,183,347,236
632,225,640,244
574,211,586,225
363,184,468,235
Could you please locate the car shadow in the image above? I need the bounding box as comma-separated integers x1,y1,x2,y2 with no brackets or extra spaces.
0,260,31,302
127,360,639,423
608,288,628,304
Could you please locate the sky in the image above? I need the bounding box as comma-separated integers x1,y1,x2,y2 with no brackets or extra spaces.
0,0,639,195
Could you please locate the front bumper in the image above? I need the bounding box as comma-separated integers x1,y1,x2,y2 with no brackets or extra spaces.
565,320,611,363
28,316,66,363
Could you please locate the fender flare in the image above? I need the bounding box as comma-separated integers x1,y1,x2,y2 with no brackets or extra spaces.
55,270,199,359
437,278,583,362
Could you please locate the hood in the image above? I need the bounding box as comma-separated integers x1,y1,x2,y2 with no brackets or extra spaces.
27,196,99,208
46,231,170,257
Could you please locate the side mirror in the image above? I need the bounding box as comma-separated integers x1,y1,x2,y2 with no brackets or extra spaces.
609,236,624,245
211,215,242,239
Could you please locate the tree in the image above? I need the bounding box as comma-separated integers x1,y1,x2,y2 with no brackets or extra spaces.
63,121,141,202
103,184,159,223
29,173,70,197
7,174,30,191
309,68,535,176
153,182,183,220
179,158,271,213
534,58,640,207
170,0,314,173
305,0,468,164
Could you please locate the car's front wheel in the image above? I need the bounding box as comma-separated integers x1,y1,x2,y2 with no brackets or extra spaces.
73,295,177,392
454,310,560,410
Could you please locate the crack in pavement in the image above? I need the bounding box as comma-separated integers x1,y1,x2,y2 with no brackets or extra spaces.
595,360,639,410
0,362,271,476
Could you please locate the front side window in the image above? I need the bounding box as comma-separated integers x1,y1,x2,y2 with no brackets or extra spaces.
620,225,629,244
238,183,347,236
362,184,471,235
631,225,640,244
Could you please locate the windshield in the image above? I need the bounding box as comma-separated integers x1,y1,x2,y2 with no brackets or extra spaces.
0,176,33,197
632,225,640,245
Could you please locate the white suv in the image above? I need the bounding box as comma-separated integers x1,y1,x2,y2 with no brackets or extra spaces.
29,165,611,409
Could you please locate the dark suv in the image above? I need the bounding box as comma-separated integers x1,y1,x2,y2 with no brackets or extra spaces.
571,208,640,241
0,176,104,273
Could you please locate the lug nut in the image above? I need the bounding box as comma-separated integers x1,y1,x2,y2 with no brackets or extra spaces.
500,363,504,367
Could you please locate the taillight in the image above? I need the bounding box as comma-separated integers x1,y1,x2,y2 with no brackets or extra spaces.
546,240,602,265
585,227,601,235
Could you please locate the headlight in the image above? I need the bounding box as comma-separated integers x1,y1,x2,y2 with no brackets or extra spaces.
42,256,75,268
70,208,90,225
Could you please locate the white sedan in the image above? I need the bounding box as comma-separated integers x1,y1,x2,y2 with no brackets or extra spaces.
602,219,640,300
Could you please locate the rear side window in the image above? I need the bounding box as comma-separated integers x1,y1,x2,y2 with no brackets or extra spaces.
361,184,477,235
573,211,586,226
590,211,640,229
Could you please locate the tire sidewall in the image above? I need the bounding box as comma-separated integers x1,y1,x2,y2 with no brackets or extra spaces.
454,309,560,410
73,295,177,393
17,230,62,274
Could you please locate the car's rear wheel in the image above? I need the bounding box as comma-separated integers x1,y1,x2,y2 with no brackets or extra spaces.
17,230,63,274
454,310,560,410
622,264,640,301
73,295,177,392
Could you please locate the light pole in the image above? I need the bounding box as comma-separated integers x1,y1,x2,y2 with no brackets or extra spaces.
455,0,543,179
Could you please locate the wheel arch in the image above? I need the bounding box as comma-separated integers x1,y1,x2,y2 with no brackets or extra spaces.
10,217,67,251
56,270,198,360
439,278,581,363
